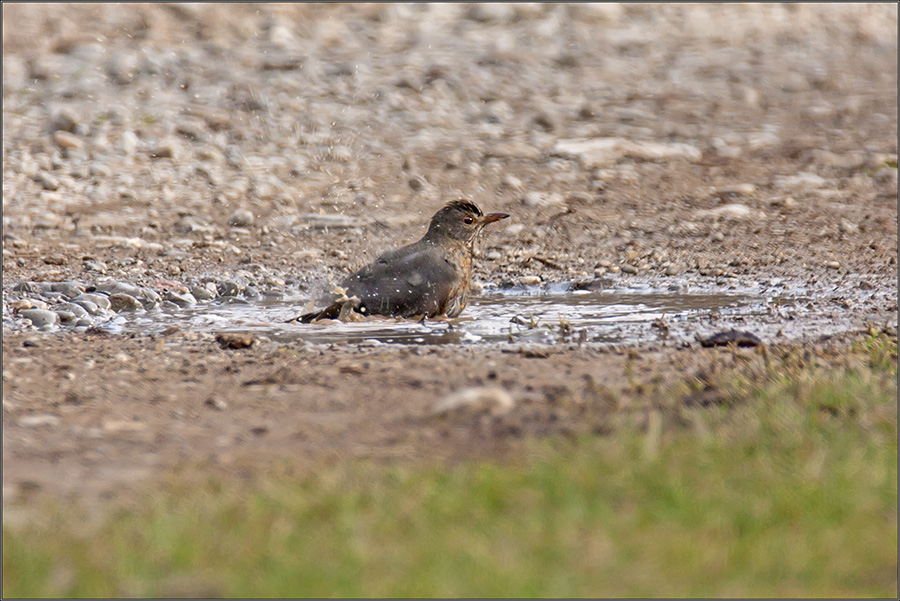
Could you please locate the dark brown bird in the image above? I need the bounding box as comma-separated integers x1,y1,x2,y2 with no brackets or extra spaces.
297,200,509,322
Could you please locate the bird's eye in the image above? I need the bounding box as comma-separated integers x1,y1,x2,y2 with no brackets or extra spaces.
463,215,474,224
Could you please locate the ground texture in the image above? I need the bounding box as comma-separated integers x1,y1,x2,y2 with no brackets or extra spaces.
2,3,897,508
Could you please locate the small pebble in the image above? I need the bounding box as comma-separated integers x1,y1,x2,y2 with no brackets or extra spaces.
55,302,90,318
217,279,248,297
567,191,593,203
778,197,799,209
108,293,143,312
50,282,85,298
301,214,361,229
72,293,111,310
838,218,859,235
120,130,139,155
175,121,204,141
13,282,52,294
519,275,542,286
83,259,108,274
93,281,132,296
149,142,177,160
430,386,515,417
215,332,256,349
19,309,60,327
522,191,564,207
53,130,83,150
70,299,102,315
139,287,162,308
501,175,524,192
89,163,112,178
532,111,556,132
102,419,146,432
716,183,756,197
444,149,463,169
408,175,427,191
164,290,197,306
620,264,638,274
695,204,756,220
774,172,827,189
228,209,255,227
18,414,61,428
204,397,228,411
825,261,841,270
33,171,59,191
175,215,214,234
697,329,764,348
53,310,77,323
191,283,218,301
106,51,139,85
50,108,80,133
10,299,48,311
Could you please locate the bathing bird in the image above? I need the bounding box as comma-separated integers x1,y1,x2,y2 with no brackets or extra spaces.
296,200,509,322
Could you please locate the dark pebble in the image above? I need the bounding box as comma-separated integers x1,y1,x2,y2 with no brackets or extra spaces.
696,329,764,348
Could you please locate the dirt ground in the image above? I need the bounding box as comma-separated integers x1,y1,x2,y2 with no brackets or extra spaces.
2,4,898,509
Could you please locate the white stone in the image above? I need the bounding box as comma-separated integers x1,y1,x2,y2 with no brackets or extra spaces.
695,204,764,220
18,414,61,428
554,137,702,168
431,386,515,417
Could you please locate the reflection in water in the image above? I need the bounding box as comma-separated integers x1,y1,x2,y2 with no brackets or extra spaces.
122,288,760,347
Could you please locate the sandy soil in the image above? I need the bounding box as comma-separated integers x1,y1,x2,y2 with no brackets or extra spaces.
2,3,897,508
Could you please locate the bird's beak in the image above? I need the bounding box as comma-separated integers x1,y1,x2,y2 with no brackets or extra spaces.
482,213,510,225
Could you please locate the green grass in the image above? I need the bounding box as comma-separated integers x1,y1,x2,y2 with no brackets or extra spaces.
4,335,897,598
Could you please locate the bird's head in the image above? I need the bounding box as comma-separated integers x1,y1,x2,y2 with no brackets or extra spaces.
425,200,509,244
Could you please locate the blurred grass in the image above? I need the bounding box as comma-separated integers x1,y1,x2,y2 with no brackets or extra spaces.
4,334,897,598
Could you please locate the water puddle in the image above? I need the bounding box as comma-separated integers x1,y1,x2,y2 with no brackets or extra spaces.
118,285,764,347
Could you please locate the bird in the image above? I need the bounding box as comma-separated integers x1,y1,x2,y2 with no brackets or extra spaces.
296,200,510,322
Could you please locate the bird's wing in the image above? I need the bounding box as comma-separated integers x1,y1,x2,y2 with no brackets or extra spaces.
344,243,459,317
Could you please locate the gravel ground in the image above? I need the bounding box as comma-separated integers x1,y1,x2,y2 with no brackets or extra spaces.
2,3,897,508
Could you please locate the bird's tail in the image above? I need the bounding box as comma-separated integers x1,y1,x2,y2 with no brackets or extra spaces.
289,296,358,324
287,302,340,323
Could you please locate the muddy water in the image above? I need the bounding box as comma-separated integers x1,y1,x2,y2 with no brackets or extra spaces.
114,284,765,347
